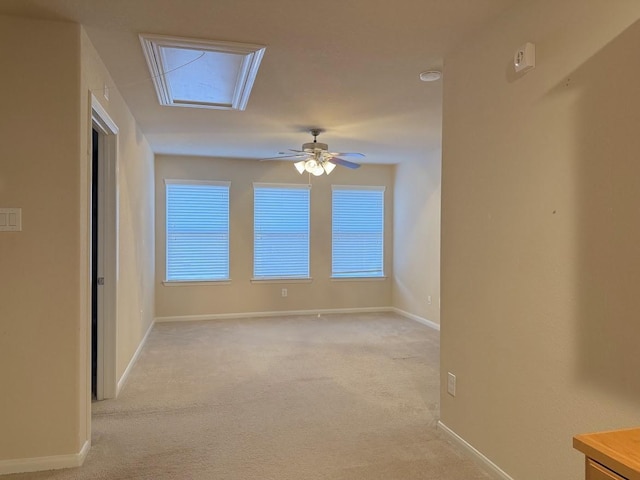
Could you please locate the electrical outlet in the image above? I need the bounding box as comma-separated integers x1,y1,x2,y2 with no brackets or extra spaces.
447,372,456,397
281,288,287,297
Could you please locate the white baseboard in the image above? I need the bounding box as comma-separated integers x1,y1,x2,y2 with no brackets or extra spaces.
116,320,155,396
437,421,514,480
392,308,440,331
155,306,394,323
0,440,90,475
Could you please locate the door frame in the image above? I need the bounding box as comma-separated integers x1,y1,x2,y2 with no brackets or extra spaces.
91,94,118,400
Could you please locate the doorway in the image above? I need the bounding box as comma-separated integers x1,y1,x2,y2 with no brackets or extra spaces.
91,95,118,400
91,127,99,398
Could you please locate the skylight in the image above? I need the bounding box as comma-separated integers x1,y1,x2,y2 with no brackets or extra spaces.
139,34,266,110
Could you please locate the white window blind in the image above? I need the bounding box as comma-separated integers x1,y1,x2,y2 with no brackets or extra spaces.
253,183,310,279
165,180,230,282
332,185,385,278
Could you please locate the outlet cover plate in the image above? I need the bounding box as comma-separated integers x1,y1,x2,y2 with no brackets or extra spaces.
0,208,22,231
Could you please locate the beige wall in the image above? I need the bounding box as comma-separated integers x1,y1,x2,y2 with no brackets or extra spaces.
0,16,84,460
393,153,441,324
0,15,155,468
80,29,156,380
155,155,393,318
441,1,640,479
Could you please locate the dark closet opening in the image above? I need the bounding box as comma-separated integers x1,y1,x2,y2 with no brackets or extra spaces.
91,128,99,399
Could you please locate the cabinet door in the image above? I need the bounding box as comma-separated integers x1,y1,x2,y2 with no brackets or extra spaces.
586,459,626,480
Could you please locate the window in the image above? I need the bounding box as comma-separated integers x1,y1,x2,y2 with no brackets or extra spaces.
332,185,385,278
165,180,230,282
253,183,310,279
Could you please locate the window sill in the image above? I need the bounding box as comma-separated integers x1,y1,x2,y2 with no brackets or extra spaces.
163,280,231,287
330,276,387,282
250,277,313,284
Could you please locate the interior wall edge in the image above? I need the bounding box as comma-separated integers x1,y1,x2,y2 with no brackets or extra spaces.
437,422,514,480
115,320,156,397
391,308,440,331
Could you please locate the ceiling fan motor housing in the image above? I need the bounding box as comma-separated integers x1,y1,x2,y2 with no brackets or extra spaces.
302,141,328,152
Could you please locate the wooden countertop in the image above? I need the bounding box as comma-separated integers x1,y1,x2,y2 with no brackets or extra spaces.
574,427,640,480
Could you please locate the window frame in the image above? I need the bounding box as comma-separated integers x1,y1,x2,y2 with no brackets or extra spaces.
164,179,231,284
252,182,311,282
331,184,385,280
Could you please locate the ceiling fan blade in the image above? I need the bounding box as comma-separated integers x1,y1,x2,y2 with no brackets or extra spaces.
260,154,307,161
329,152,365,158
329,157,361,169
289,149,313,154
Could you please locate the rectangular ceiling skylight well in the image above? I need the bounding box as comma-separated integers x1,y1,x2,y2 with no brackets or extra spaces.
139,34,266,110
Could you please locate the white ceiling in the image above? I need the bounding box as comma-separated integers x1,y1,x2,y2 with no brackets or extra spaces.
0,0,515,164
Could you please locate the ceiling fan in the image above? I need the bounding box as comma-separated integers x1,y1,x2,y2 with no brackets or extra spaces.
262,129,364,176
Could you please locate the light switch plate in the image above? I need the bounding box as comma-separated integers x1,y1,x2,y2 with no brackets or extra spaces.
0,208,22,231
514,42,536,73
447,372,456,397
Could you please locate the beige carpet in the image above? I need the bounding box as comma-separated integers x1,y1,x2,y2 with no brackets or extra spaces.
7,313,489,479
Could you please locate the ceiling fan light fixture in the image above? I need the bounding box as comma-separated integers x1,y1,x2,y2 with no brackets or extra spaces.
294,158,334,176
306,159,325,176
294,160,306,174
323,161,336,175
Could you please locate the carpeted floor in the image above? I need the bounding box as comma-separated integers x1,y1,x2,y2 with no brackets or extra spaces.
6,313,490,479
